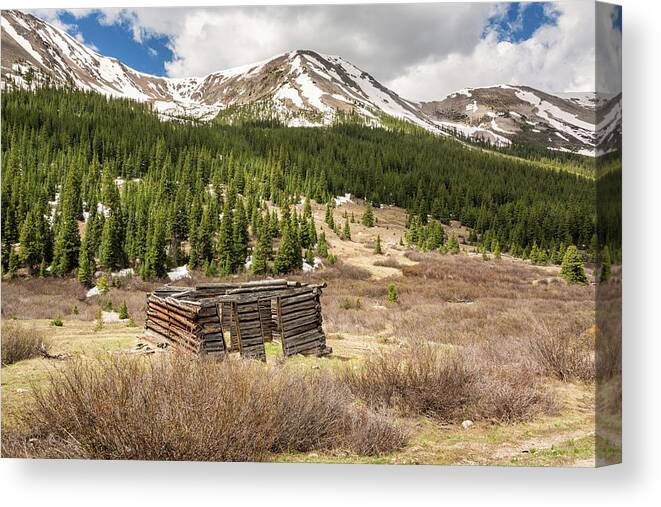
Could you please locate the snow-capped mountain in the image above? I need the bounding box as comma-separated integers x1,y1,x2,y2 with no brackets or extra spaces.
2,9,620,157
420,85,621,156
0,9,434,128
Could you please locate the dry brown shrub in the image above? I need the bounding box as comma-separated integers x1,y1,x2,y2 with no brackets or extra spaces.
463,340,557,422
1,276,157,324
2,355,407,460
344,340,556,424
343,342,474,421
316,260,372,281
526,316,595,382
373,257,403,269
1,320,50,366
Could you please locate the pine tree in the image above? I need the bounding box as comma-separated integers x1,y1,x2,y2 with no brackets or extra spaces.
118,300,129,320
361,203,375,227
492,239,501,259
141,209,167,280
98,169,124,270
325,202,335,230
218,200,234,273
386,284,398,303
374,234,383,254
7,247,19,279
342,217,351,241
233,199,249,271
447,233,460,254
18,208,45,274
51,174,81,276
560,245,588,284
251,228,271,275
273,218,302,274
316,230,329,258
305,248,315,266
600,245,612,283
303,196,312,219
77,220,96,287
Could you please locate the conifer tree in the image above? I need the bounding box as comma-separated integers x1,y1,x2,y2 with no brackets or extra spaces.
316,230,329,258
342,216,351,241
98,169,124,270
560,245,588,284
447,233,460,254
218,200,234,272
325,202,335,229
273,217,302,274
361,203,375,227
251,228,271,275
305,248,315,266
303,196,312,220
141,210,167,280
269,209,280,238
118,300,129,320
7,247,19,279
492,239,501,259
52,173,81,276
77,220,96,287
374,234,383,254
600,245,612,284
18,208,45,274
233,199,249,271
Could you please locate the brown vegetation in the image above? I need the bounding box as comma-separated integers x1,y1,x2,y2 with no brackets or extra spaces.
1,355,407,460
1,276,157,325
343,341,556,423
526,315,595,382
1,320,50,366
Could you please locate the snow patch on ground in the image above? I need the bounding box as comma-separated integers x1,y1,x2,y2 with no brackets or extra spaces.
167,265,190,282
168,265,190,282
302,257,322,273
86,286,101,298
335,193,353,206
112,268,134,278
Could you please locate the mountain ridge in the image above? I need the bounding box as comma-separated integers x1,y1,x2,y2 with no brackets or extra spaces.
1,9,620,156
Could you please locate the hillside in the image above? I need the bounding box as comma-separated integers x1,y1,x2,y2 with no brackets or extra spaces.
1,87,600,282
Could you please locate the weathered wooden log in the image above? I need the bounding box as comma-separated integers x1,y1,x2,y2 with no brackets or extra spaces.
145,320,200,354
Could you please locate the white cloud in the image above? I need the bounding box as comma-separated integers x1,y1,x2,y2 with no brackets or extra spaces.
596,3,622,95
30,2,605,101
388,1,597,100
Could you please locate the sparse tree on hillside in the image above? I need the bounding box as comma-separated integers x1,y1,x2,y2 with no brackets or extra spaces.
361,203,375,227
447,233,460,254
374,234,383,254
342,217,351,241
600,245,612,284
316,230,329,258
560,245,588,284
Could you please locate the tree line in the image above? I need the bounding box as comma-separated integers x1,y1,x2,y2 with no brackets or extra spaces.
1,87,607,283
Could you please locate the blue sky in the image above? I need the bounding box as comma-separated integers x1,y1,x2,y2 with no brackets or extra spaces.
58,10,173,75
487,2,559,43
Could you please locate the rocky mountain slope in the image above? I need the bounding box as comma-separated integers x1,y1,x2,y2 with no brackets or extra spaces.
420,85,621,156
1,9,620,156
